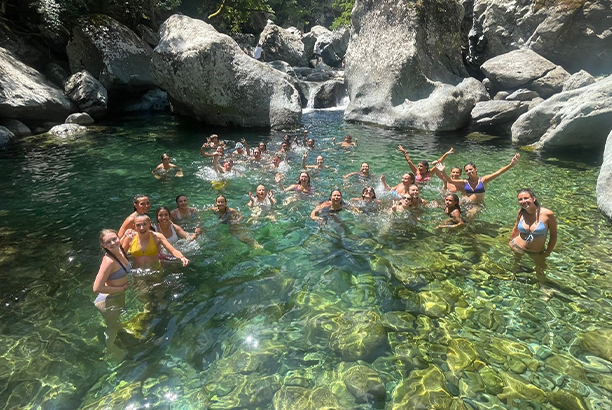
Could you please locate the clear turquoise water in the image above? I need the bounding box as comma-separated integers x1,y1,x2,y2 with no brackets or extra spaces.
1,110,612,409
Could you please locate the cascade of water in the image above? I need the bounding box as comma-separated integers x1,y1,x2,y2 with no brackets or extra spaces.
306,82,319,109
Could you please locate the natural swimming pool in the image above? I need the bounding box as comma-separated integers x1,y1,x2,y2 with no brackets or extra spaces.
1,109,612,409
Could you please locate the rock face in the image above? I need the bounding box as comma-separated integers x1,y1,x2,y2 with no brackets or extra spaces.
314,28,350,68
66,15,154,93
151,15,301,129
64,71,108,119
470,100,528,134
65,112,94,125
0,47,74,122
344,0,484,131
511,75,612,150
313,79,346,108
0,126,15,144
259,22,307,67
598,130,612,220
563,70,596,92
469,0,612,75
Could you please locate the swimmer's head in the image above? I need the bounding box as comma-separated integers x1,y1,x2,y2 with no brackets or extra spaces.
408,184,419,197
99,229,120,249
417,160,429,173
216,195,227,209
360,163,370,173
161,153,170,161
134,214,152,232
176,194,188,206
133,194,150,212
156,206,172,223
450,167,462,179
362,186,376,199
402,173,415,185
298,172,311,186
329,190,342,202
445,194,460,211
316,155,324,165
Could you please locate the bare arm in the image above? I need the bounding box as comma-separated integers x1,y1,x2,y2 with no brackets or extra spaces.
118,213,136,238
434,147,454,165
212,154,224,173
153,232,189,266
398,145,418,174
311,203,324,220
482,153,520,184
343,171,359,179
93,257,128,294
544,211,557,257
380,174,392,191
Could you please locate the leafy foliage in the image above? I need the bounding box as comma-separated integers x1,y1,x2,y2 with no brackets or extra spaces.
330,0,353,30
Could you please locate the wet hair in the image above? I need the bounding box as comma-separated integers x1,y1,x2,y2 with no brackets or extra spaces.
451,166,462,174
283,134,291,142
161,153,170,160
297,172,311,186
216,195,227,204
273,154,282,162
515,188,541,223
99,229,119,247
362,186,376,199
133,194,148,211
134,213,151,223
328,189,342,200
418,160,429,172
210,134,218,139
445,194,461,214
344,134,352,140
403,173,416,183
464,162,477,170
176,194,187,203
258,142,267,152
156,206,172,222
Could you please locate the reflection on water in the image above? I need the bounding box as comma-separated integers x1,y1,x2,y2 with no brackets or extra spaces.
1,111,612,409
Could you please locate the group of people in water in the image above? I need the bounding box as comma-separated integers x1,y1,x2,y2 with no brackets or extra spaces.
94,131,558,355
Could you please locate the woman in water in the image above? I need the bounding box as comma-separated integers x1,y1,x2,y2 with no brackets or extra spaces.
154,207,202,245
398,145,453,183
93,229,131,355
205,195,243,224
351,186,382,214
380,173,416,199
118,194,151,238
509,188,557,277
247,185,276,221
436,194,464,229
311,190,357,221
121,214,190,269
276,171,314,196
332,134,358,148
152,153,183,178
435,154,520,204
170,195,199,224
390,184,427,213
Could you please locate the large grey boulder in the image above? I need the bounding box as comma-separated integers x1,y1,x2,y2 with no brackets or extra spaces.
0,126,15,144
480,49,559,90
64,71,108,119
314,28,350,67
151,15,301,129
563,70,596,92
470,100,528,134
66,15,154,93
0,119,31,137
0,47,74,122
597,130,612,220
511,75,612,150
313,79,347,108
302,26,332,59
259,21,307,67
345,0,481,131
470,0,612,75
65,112,94,125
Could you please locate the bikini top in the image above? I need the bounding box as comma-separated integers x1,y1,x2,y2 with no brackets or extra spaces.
107,260,132,281
518,216,547,242
129,233,159,257
465,178,485,194
415,173,431,182
154,223,179,244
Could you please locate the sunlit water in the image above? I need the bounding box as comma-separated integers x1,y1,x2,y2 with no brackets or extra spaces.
1,109,612,409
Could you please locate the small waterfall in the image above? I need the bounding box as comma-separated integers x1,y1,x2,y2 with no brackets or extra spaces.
306,82,319,110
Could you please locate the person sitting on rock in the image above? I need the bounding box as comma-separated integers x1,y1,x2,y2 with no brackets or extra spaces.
253,44,265,61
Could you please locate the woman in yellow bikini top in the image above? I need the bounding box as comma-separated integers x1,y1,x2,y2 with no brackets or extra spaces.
121,214,190,268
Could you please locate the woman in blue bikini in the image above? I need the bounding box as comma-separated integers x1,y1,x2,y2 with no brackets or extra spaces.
509,188,557,260
437,153,520,204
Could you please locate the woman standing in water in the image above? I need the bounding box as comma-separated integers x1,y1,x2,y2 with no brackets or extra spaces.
93,229,131,356
276,171,314,197
351,186,382,214
155,207,202,245
509,188,557,278
152,153,183,178
121,214,190,268
436,154,520,204
311,190,357,221
118,194,151,238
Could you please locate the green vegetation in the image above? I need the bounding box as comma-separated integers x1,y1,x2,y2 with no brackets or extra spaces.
331,0,354,30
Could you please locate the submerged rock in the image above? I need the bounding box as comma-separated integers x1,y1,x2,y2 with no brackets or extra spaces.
578,328,612,362
0,47,74,122
344,0,482,131
0,126,14,144
66,15,155,93
151,14,301,130
329,310,387,361
391,365,463,409
338,362,386,404
273,386,340,410
511,75,612,150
